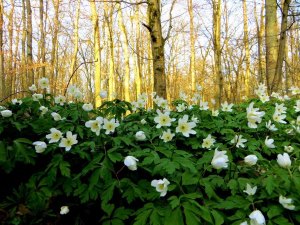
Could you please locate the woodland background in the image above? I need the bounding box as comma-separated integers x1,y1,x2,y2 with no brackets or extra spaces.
0,0,300,106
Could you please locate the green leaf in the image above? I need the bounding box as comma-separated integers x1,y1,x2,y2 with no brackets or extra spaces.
268,205,284,219
108,151,123,163
168,196,180,209
211,210,224,225
59,160,71,177
263,175,276,195
102,181,117,203
164,207,185,225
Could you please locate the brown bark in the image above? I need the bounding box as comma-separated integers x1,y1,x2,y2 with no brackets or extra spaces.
0,0,4,98
146,0,167,98
188,0,196,94
243,0,250,96
26,0,34,86
39,0,46,79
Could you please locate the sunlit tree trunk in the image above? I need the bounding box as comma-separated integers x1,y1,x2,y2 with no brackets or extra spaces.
265,0,278,93
134,6,142,99
213,0,222,106
242,0,250,96
104,4,115,100
275,0,291,92
117,3,130,102
187,0,196,94
70,0,81,84
39,0,46,79
51,0,60,94
147,0,167,98
21,0,27,92
7,0,14,96
0,0,4,99
26,0,34,87
90,0,101,107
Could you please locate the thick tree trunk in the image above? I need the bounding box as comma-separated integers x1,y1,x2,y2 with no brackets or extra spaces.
147,0,167,99
90,0,101,107
265,0,278,93
213,0,222,106
275,0,291,92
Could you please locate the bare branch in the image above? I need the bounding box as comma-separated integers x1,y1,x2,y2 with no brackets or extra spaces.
88,0,148,5
164,0,177,42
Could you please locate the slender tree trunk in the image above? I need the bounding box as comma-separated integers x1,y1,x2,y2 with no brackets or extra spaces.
7,0,14,97
213,0,222,106
51,0,60,94
104,4,115,100
134,6,142,99
90,0,101,107
188,0,196,94
39,0,46,79
117,3,130,102
0,0,4,99
243,0,250,96
147,0,167,99
26,0,34,86
21,0,27,92
275,0,291,92
70,0,81,84
265,0,278,93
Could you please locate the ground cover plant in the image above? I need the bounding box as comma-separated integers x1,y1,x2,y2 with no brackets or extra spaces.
0,81,300,225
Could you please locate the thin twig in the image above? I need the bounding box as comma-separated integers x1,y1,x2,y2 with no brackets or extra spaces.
0,91,31,103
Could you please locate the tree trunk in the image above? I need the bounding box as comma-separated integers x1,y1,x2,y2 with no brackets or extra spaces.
275,0,291,92
134,6,142,99
213,0,222,106
90,0,102,107
51,0,60,94
0,0,4,99
39,0,46,79
70,0,81,84
26,0,34,86
265,0,278,93
117,3,130,102
242,0,250,96
187,0,196,94
147,0,167,99
21,0,27,92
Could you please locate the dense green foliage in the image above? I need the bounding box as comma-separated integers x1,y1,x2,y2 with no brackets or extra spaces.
0,94,300,225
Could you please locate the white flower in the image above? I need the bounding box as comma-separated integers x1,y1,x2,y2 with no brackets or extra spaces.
277,153,291,168
54,95,66,106
211,98,216,105
29,84,37,92
231,135,247,148
294,100,300,112
32,93,43,101
74,89,83,99
275,103,287,114
141,119,147,124
284,146,294,153
12,99,22,105
60,206,69,215
39,106,48,115
160,129,175,142
1,110,12,117
175,115,196,137
196,84,202,91
179,91,188,100
151,178,170,197
244,155,258,166
82,103,93,112
176,103,186,112
246,102,265,128
59,131,78,151
240,221,248,225
33,141,47,153
103,118,119,134
38,77,49,89
249,210,265,225
243,183,257,196
296,116,300,126
46,128,62,143
211,149,229,169
279,196,295,210
259,94,270,103
265,136,275,148
191,116,199,124
273,112,286,124
135,131,146,141
124,156,139,171
202,134,216,149
212,109,219,117
67,85,77,95
266,120,278,131
99,90,108,98
289,86,300,95
221,101,234,112
51,112,63,121
154,109,175,128
85,117,103,136
199,101,209,110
